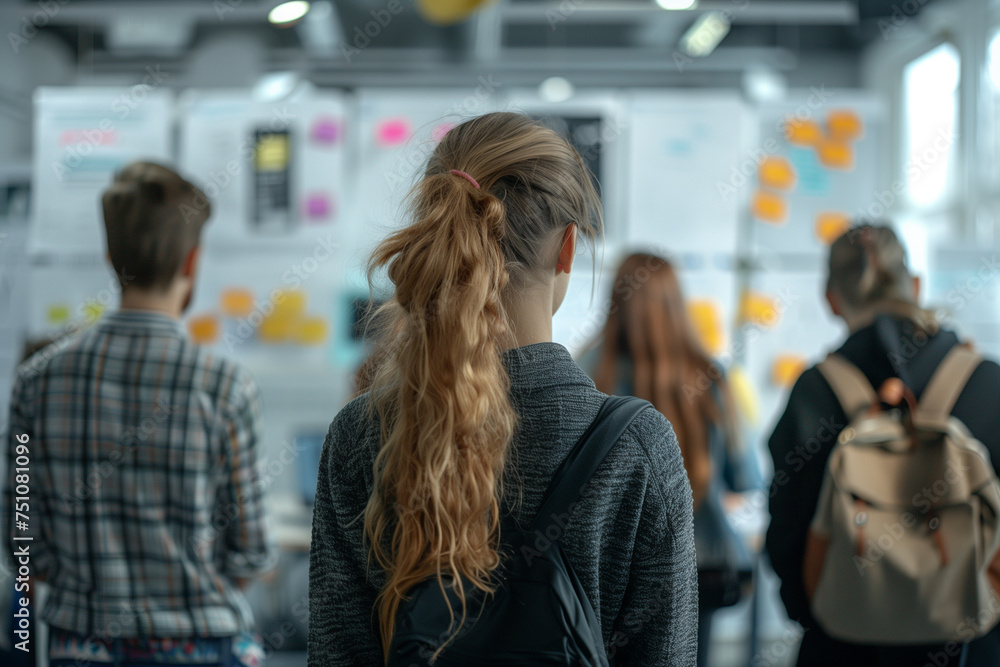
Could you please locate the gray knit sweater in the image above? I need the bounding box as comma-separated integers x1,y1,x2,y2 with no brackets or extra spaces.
308,342,698,666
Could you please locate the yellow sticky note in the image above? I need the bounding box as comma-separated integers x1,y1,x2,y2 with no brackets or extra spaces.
785,118,824,146
817,140,854,170
81,301,105,323
220,288,255,318
728,365,759,426
827,110,864,143
752,190,787,224
739,291,780,328
188,315,220,344
688,300,724,356
259,313,295,343
296,316,329,346
255,134,289,171
815,212,851,245
274,290,307,317
758,157,797,191
47,304,70,325
772,354,808,388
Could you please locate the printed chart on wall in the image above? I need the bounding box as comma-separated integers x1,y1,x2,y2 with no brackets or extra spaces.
352,88,503,270
178,90,347,250
31,87,174,255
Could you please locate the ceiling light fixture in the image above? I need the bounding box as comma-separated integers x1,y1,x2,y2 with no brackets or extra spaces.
679,11,730,57
539,77,575,103
656,0,697,10
269,1,311,27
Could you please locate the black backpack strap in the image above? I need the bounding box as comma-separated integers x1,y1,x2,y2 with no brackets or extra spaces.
529,395,651,538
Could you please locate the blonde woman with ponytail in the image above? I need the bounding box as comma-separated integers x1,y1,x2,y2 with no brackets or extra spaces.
308,112,698,666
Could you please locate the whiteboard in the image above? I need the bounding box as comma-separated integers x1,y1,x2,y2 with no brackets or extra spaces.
31,87,174,255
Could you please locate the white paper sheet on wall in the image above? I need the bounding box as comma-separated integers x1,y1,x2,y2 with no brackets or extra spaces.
178,90,347,251
626,91,747,256
929,245,1000,360
352,88,505,271
31,87,174,255
751,94,885,257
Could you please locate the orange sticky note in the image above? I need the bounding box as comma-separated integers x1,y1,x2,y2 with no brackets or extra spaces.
739,291,780,328
772,354,807,388
817,140,854,170
752,190,787,224
815,212,851,245
827,110,863,142
688,300,724,356
758,157,797,191
221,288,255,318
188,315,220,344
785,118,824,146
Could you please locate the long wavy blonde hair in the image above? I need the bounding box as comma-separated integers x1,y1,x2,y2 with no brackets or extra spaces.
363,112,603,660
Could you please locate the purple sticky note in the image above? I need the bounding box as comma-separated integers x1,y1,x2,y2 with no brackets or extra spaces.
376,118,411,147
303,193,334,221
311,117,341,145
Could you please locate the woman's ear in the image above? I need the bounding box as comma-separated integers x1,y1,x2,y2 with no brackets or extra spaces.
825,290,842,317
911,274,921,302
182,246,201,279
556,224,578,274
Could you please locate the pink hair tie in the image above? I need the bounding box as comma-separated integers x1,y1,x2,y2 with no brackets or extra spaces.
449,169,480,189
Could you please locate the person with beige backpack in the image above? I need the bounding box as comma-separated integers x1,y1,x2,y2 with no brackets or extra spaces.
766,224,1000,667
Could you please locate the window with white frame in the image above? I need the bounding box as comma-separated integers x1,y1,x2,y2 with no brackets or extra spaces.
902,42,960,209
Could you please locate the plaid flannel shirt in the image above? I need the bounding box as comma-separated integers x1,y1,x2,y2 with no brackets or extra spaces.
3,310,276,639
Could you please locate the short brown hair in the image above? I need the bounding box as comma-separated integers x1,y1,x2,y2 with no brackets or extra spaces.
102,161,211,290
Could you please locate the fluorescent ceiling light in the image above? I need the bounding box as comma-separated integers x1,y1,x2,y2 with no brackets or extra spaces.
656,0,697,9
253,72,300,101
680,11,730,57
539,77,575,103
269,1,311,26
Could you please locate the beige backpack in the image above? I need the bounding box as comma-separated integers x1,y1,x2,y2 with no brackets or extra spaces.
803,346,1000,644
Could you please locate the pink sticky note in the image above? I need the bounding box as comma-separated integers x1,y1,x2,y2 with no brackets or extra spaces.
376,118,411,147
311,117,341,145
432,122,455,142
303,193,334,221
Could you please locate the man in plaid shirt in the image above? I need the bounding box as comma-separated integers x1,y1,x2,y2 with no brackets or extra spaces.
4,162,276,666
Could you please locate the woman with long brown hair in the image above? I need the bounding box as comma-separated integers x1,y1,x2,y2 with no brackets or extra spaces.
308,113,697,665
588,253,755,667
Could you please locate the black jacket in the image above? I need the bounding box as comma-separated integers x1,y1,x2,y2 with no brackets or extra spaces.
766,314,1000,667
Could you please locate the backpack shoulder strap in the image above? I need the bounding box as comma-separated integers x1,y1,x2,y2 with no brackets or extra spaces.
530,395,650,538
917,345,983,423
816,354,878,420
